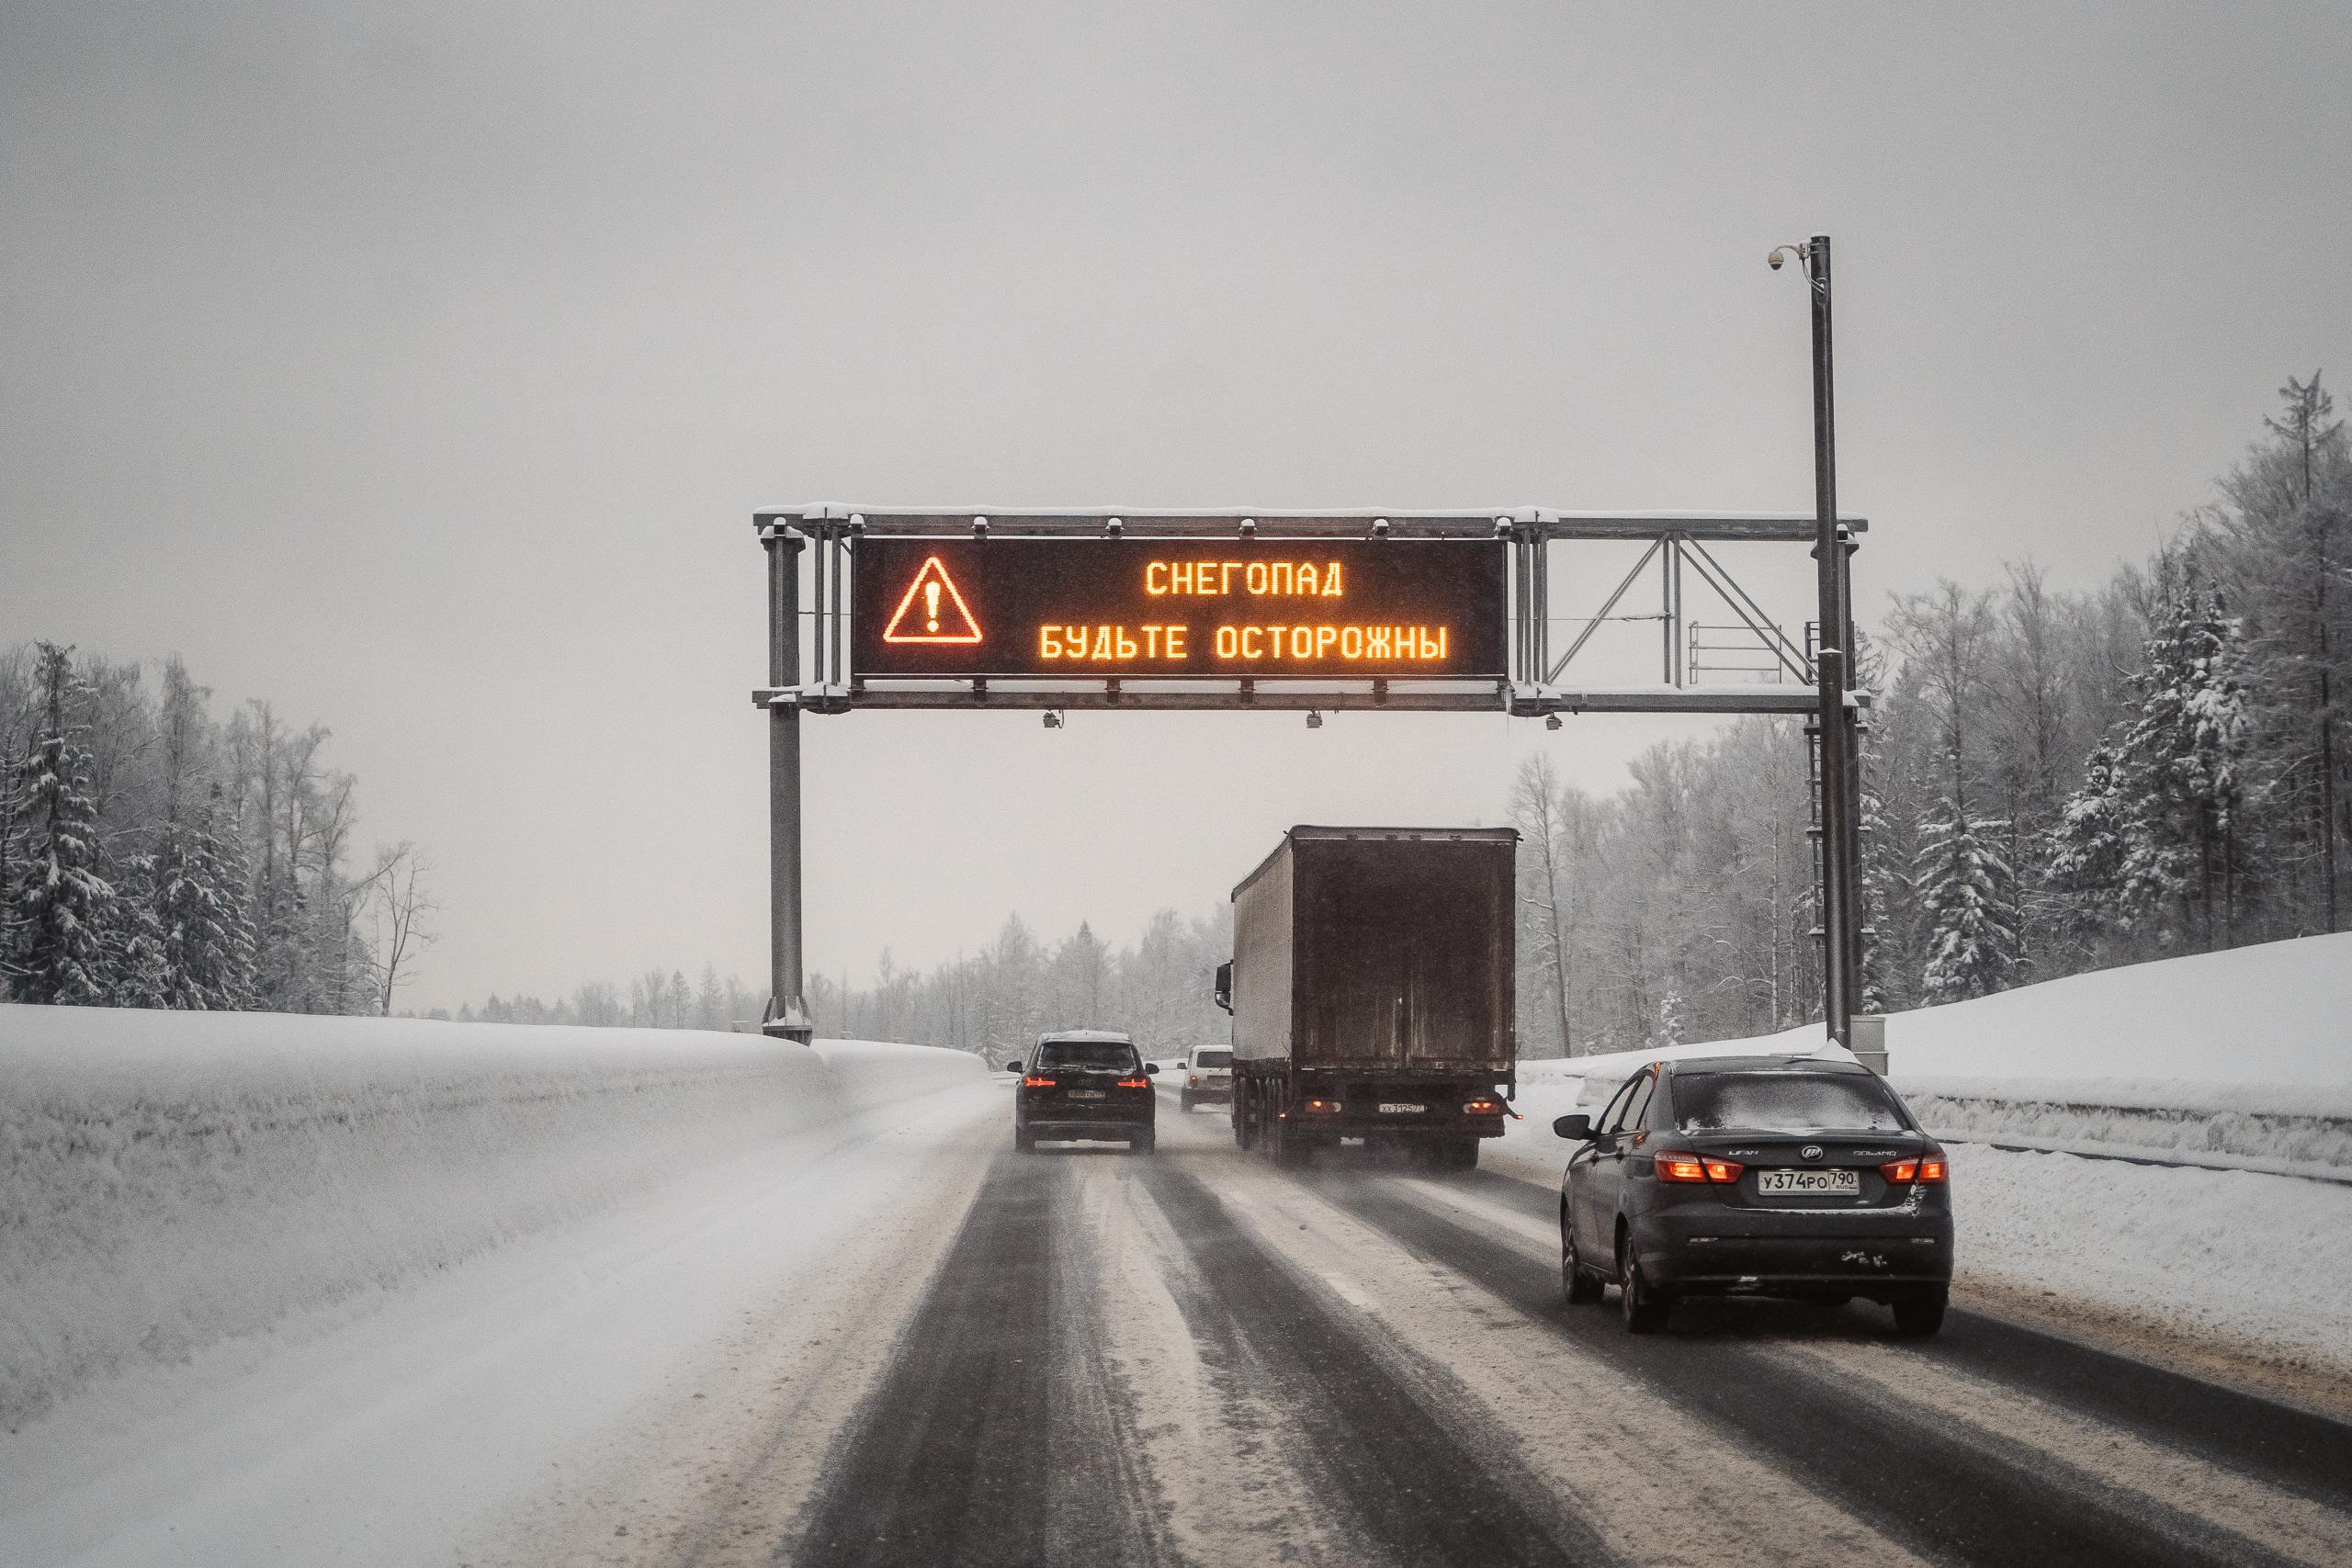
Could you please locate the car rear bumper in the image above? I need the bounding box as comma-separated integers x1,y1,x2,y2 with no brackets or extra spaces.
1024,1111,1152,1135
1633,1211,1953,1296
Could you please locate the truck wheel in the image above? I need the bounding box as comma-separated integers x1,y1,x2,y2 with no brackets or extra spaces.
1270,1108,1309,1168
1443,1136,1480,1171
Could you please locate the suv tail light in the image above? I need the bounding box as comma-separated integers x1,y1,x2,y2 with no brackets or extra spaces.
1881,1148,1950,1185
1116,1077,1149,1089
1656,1150,1745,1183
1023,1076,1055,1088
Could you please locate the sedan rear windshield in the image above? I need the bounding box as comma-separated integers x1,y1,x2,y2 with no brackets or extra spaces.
1673,1073,1910,1133
1037,1040,1140,1071
1193,1050,1233,1067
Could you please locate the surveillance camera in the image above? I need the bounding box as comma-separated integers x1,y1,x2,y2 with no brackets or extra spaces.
1043,710,1062,729
1768,251,1784,270
1545,714,1563,730
1306,710,1324,729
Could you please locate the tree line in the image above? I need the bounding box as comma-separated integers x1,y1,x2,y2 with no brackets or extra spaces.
459,908,1237,1064
0,644,435,1014
1508,373,2347,1053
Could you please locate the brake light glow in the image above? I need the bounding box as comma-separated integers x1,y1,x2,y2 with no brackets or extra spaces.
1116,1077,1149,1089
1881,1150,1950,1185
1464,1099,1502,1115
1656,1150,1745,1183
1303,1098,1343,1114
1023,1076,1054,1088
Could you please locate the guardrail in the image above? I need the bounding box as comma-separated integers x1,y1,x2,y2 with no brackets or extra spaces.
1893,1077,2352,1186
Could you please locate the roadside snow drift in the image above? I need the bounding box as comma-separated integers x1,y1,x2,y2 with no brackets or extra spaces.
0,1006,982,1432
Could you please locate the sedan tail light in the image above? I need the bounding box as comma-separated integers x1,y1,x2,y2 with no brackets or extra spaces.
1655,1150,1745,1183
1881,1148,1950,1185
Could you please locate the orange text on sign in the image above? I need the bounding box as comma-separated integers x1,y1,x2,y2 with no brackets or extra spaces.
1144,561,1345,597
1035,625,1449,661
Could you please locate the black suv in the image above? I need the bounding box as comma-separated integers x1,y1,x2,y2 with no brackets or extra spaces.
1556,1055,1953,1335
1009,1031,1159,1154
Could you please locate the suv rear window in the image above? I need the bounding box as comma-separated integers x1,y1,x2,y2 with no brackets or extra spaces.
1673,1073,1909,1133
1193,1050,1232,1067
1037,1039,1140,1071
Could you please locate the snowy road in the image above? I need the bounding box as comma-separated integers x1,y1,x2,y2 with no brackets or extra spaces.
476,1075,2352,1568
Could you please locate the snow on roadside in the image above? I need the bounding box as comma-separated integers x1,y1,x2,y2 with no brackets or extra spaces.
1944,1142,2352,1380
0,1004,982,1434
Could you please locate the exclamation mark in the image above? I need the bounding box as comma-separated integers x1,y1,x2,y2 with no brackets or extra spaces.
925,581,942,632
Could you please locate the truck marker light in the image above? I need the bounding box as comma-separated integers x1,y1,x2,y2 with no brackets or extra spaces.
1463,1099,1502,1115
1304,1099,1343,1114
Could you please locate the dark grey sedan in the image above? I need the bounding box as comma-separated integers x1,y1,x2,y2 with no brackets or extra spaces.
1555,1055,1953,1336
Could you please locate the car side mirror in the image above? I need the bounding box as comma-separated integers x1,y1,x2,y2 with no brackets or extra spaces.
1145,1063,1159,1076
1003,1061,1023,1074
1213,960,1234,1014
1553,1114,1593,1140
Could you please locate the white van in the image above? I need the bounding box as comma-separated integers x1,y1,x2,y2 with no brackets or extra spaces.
1180,1047,1234,1111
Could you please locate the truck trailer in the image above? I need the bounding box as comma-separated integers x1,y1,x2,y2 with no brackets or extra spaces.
1216,825,1518,1170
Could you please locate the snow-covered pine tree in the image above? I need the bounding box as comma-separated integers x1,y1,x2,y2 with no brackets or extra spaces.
153,783,258,1009
2113,570,2253,949
1912,799,2019,1004
6,645,116,1005
2048,743,2131,947
102,850,170,1007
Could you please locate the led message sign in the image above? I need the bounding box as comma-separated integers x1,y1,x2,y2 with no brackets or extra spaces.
851,538,1505,680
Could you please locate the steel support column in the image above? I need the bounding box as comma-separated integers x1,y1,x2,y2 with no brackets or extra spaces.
1806,233,1863,1046
763,525,814,1043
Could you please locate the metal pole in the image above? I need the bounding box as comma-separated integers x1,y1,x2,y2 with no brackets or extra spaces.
763,524,814,1043
1805,233,1859,1047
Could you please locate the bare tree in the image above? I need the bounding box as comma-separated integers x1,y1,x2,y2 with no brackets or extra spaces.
368,842,440,1015
1508,753,1577,1055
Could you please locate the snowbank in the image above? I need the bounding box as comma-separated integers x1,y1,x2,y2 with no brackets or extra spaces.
1510,933,2352,1162
1882,932,2352,1084
0,1006,982,1432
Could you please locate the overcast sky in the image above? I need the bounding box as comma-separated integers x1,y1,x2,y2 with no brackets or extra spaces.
6,2,2349,1015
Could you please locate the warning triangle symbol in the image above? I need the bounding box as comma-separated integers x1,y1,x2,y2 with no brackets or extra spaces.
880,556,983,644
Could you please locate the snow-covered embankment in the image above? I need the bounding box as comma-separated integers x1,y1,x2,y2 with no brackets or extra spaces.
0,1006,983,1433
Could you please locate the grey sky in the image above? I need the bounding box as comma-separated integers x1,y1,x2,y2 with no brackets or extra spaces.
6,2,2348,1014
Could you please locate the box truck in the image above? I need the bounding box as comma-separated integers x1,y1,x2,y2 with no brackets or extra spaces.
1216,826,1517,1170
